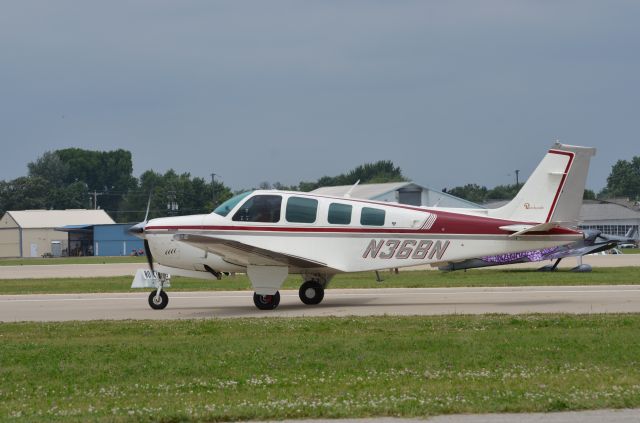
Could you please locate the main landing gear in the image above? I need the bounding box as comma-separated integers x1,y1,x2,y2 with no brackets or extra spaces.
299,280,324,305
247,266,333,311
250,280,325,311
253,291,281,310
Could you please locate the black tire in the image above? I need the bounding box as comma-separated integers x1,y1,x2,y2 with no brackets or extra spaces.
299,280,324,305
253,291,280,310
148,290,169,310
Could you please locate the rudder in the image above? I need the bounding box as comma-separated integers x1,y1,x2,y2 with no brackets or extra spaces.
488,143,596,224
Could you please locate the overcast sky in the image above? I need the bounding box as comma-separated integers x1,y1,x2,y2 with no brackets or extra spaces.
1,1,638,192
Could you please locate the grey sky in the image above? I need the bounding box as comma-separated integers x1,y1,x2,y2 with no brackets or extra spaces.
1,1,638,192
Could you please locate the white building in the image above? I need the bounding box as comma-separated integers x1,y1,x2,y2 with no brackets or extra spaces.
0,210,114,258
311,182,481,208
578,200,640,240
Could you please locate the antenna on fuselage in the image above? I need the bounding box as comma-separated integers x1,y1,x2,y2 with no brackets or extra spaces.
344,180,360,198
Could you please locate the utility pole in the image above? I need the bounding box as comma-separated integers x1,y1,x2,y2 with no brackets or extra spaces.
166,190,179,216
515,170,520,186
90,191,104,209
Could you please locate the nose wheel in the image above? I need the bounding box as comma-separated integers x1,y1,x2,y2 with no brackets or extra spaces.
148,290,169,310
253,291,281,310
299,280,324,305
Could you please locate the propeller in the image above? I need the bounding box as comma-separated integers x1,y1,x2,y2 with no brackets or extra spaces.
128,191,154,273
144,239,154,273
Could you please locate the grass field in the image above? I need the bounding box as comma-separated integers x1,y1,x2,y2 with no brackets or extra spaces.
1,314,639,421
0,256,147,266
0,267,639,295
622,248,640,254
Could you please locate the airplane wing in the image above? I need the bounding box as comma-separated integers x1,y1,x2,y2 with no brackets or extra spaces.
173,233,333,270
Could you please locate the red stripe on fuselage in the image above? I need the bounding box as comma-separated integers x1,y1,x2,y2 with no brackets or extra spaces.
146,219,580,237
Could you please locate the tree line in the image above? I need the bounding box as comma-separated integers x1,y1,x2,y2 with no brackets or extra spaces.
444,156,640,205
0,150,407,222
1,148,637,222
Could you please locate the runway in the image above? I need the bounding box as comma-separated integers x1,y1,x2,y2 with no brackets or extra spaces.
0,254,637,279
1,285,639,322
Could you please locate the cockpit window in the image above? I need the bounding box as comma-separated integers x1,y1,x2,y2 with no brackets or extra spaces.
232,195,282,223
213,191,253,217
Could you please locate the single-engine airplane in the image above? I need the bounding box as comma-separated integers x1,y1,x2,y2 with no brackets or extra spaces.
131,143,595,311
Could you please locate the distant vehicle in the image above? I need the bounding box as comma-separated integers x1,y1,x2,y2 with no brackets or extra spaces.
130,143,596,310
620,243,637,249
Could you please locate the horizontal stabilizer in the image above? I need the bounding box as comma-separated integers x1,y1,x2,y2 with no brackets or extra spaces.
500,222,558,237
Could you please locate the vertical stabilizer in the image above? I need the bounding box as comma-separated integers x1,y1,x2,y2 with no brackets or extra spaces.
488,143,596,224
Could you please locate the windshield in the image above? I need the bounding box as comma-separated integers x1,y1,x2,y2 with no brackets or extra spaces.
213,191,253,217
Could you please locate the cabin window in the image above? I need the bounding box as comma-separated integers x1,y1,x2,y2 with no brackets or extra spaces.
328,203,352,224
213,191,253,217
360,207,385,226
232,195,282,222
286,197,318,223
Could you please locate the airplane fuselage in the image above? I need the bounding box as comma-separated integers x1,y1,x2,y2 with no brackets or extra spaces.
144,191,583,276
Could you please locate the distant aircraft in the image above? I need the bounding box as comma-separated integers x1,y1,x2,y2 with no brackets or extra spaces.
439,226,637,272
131,143,595,310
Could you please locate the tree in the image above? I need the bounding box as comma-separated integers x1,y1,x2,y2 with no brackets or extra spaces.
446,184,488,204
55,148,136,212
0,176,53,213
297,160,407,192
487,184,521,200
27,151,69,186
120,170,233,223
600,156,640,200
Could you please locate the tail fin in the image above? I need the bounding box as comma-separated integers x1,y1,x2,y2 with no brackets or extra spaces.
488,143,596,224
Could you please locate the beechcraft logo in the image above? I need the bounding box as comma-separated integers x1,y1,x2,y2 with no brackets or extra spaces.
523,203,544,210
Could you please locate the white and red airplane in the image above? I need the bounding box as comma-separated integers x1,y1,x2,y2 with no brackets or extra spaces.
132,143,595,310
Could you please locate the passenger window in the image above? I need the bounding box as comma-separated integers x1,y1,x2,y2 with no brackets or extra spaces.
232,195,282,222
286,197,318,223
328,203,352,224
360,207,385,226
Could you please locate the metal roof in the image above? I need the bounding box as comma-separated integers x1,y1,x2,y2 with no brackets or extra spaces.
311,182,412,199
311,182,482,208
579,202,640,221
5,210,115,229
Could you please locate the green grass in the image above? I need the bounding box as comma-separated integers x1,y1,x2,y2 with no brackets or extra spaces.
622,248,640,254
0,256,147,266
1,267,639,295
1,314,640,421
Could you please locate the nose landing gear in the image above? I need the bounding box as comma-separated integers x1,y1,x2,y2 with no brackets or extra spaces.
148,290,169,309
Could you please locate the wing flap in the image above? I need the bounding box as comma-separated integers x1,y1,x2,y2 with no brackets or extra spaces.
173,233,330,270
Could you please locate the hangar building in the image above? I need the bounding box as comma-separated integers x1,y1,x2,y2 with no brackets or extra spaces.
57,223,144,257
578,199,640,240
0,210,114,258
311,182,481,208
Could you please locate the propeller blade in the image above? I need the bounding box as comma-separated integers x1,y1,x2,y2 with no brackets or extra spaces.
128,190,154,238
143,192,152,223
144,239,154,273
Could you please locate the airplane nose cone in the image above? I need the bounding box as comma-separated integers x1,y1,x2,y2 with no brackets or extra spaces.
128,222,146,238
